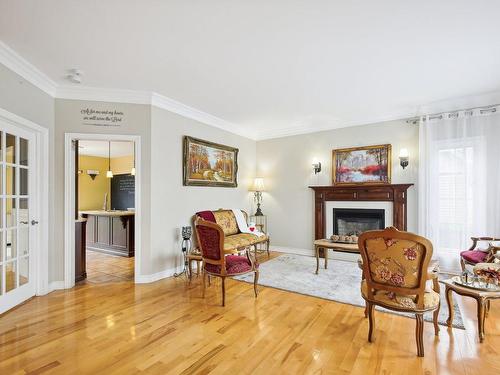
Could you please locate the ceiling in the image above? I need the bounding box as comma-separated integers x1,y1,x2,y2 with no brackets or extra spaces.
79,140,134,158
1,1,500,139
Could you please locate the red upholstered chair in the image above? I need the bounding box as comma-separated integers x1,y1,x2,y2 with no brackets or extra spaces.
195,217,259,306
460,237,500,271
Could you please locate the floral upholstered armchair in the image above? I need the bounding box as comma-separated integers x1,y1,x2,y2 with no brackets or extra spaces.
460,237,500,271
195,217,259,306
358,227,440,357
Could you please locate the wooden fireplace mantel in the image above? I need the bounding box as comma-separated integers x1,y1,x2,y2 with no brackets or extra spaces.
309,184,413,240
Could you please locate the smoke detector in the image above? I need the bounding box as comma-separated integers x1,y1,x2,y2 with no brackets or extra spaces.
67,69,83,84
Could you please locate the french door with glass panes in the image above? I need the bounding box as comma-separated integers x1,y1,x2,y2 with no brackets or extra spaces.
0,124,36,314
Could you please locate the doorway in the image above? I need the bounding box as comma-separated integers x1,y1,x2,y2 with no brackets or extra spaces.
76,140,135,283
64,133,141,288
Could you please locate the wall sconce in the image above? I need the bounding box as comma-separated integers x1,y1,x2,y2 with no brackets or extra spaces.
86,170,100,180
312,159,322,174
399,148,409,169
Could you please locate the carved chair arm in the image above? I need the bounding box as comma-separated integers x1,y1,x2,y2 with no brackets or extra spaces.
469,237,500,250
427,272,440,294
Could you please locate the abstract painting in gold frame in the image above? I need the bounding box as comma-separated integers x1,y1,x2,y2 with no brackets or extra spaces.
332,144,391,185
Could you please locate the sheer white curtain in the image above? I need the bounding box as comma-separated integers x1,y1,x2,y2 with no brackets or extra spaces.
419,107,500,270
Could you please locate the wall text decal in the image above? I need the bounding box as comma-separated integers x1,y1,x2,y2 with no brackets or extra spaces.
81,108,124,127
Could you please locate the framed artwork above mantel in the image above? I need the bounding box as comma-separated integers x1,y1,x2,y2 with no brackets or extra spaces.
332,144,391,185
183,136,239,187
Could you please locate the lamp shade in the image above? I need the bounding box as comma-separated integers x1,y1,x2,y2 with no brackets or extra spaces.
399,148,409,158
251,178,265,192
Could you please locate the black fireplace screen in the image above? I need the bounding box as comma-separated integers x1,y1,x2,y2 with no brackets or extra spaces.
333,208,385,236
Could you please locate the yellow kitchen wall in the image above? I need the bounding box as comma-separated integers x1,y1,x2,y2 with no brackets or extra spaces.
78,154,134,211
78,155,110,211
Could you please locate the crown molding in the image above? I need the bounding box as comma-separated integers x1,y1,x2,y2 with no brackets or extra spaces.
254,109,415,141
3,40,500,142
151,93,252,139
55,85,152,105
0,41,57,96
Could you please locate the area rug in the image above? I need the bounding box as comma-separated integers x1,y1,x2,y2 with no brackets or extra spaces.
233,253,465,329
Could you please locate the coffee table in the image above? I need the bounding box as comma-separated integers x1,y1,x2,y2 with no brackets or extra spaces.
314,239,359,274
441,278,500,342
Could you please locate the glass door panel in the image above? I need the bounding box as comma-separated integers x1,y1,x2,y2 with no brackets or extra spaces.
0,129,35,313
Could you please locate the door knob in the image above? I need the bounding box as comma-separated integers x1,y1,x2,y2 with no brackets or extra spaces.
31,220,39,225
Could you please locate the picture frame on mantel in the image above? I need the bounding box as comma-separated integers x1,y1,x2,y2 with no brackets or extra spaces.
332,144,391,185
183,136,239,187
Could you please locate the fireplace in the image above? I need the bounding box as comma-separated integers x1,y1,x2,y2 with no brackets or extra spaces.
333,208,385,236
309,184,413,241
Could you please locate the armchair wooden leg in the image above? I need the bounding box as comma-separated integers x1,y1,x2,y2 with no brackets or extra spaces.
266,240,270,258
367,302,375,342
460,257,466,272
254,270,259,298
202,269,206,298
416,313,424,357
433,303,440,336
364,302,368,318
221,276,226,307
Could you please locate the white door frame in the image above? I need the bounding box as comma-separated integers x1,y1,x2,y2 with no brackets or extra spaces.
64,133,142,288
0,108,50,297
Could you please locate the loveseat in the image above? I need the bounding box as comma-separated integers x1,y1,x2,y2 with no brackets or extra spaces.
193,209,270,256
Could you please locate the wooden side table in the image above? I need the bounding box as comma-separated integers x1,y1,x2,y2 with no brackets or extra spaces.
314,239,359,274
441,278,500,342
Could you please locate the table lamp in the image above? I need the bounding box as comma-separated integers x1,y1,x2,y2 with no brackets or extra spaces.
251,178,265,216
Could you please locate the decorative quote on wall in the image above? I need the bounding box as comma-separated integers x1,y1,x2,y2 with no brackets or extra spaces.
81,108,125,127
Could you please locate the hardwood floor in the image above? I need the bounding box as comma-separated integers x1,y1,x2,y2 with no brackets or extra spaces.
85,250,134,283
1,252,499,374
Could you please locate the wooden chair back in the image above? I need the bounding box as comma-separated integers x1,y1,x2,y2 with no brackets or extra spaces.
358,227,434,309
194,217,227,275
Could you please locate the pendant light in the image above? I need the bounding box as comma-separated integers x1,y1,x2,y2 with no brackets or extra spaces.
130,142,136,176
106,141,113,178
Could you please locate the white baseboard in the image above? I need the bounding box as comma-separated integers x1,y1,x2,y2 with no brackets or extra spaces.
48,281,65,293
135,266,179,284
270,245,359,262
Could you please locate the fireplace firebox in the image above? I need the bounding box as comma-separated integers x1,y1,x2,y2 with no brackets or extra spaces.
333,208,385,236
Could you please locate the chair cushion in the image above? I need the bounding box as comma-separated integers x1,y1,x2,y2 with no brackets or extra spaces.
224,233,269,251
205,255,258,275
361,280,440,311
460,250,488,264
213,210,239,236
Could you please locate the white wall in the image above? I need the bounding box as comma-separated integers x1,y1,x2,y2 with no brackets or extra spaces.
150,106,256,274
256,120,419,251
55,99,152,277
0,63,57,281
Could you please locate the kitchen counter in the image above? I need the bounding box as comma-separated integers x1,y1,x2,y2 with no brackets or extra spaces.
80,210,135,257
80,210,135,217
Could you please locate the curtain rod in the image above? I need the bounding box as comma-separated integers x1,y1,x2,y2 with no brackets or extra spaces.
406,104,499,125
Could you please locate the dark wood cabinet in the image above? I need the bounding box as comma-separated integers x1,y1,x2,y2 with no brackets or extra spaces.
75,219,87,282
82,213,135,257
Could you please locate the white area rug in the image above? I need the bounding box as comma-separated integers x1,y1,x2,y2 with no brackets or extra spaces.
234,253,465,329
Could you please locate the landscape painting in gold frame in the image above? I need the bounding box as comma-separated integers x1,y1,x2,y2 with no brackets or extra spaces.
332,144,391,185
183,136,238,187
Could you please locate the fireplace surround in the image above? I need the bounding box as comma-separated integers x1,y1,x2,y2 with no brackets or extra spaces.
309,184,413,241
